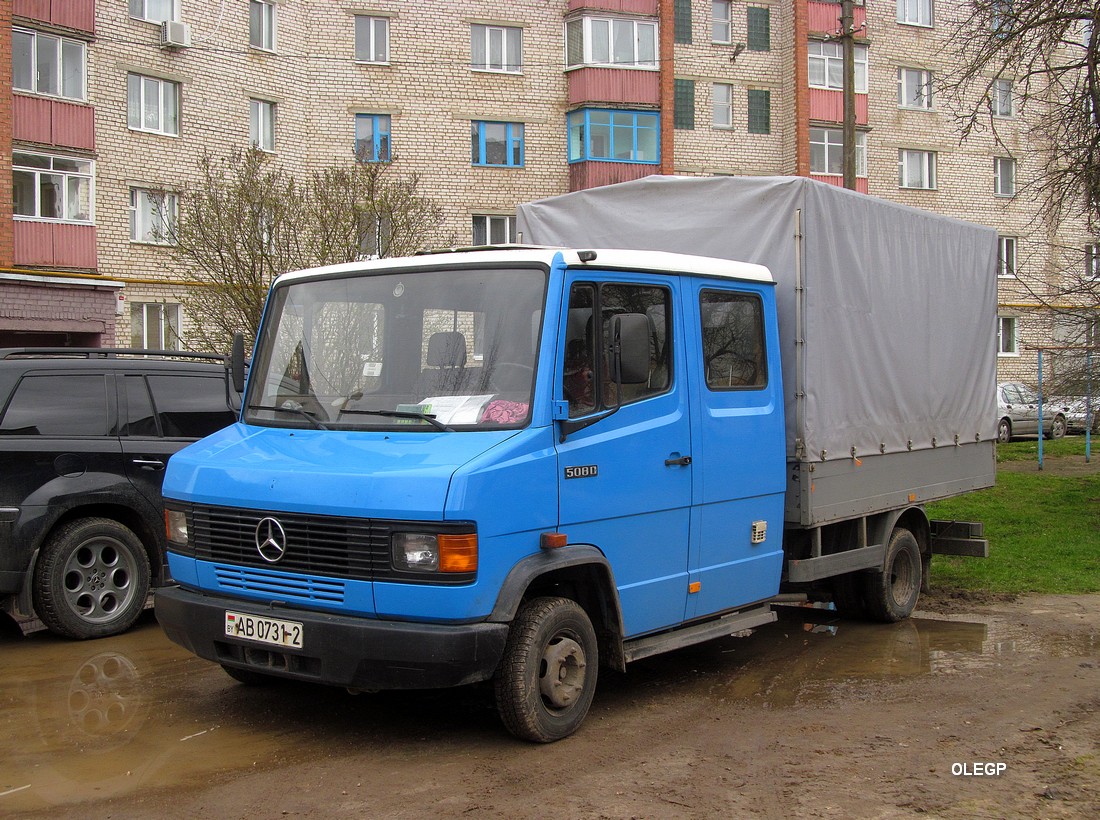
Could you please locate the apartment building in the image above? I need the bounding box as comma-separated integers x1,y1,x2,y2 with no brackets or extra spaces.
3,0,1093,383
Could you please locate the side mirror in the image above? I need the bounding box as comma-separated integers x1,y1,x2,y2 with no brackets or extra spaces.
612,313,650,385
231,332,246,394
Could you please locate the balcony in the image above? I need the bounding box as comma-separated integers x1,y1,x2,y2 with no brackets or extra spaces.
566,0,658,13
809,88,868,125
14,95,95,151
569,162,655,192
568,67,660,107
810,174,869,195
808,1,867,36
14,0,95,33
14,222,97,270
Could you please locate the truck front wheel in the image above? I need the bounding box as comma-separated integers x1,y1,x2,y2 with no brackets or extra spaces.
494,596,598,743
862,528,922,623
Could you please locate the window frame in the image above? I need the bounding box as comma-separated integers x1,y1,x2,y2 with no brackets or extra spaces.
567,109,661,164
897,0,933,28
131,301,182,350
997,315,1019,357
354,113,392,163
249,0,277,52
472,214,518,245
564,16,658,70
126,73,180,137
746,6,771,52
994,157,1016,197
12,150,95,224
12,27,87,102
712,0,732,43
700,289,768,391
129,188,178,245
1086,243,1100,280
250,98,277,152
992,78,1014,117
471,121,525,168
810,128,867,177
998,236,1018,278
354,15,390,64
747,88,771,134
675,79,696,130
470,23,523,73
898,149,937,189
712,83,733,128
808,41,868,93
897,67,934,109
128,0,180,24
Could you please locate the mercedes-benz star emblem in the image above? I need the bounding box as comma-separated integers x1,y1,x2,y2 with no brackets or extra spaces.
255,517,287,563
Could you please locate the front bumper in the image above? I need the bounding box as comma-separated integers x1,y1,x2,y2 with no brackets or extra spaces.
155,585,509,690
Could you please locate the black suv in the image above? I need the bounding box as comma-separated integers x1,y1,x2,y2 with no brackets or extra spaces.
0,349,241,639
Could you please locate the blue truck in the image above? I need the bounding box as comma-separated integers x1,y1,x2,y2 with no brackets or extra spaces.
156,177,997,742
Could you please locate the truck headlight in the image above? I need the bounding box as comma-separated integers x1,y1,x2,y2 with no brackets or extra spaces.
392,532,478,574
165,509,188,545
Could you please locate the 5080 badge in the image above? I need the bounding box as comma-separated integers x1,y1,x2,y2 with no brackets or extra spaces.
225,611,304,649
564,465,598,479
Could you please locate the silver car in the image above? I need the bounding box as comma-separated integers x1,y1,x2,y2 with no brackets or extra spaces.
996,382,1068,443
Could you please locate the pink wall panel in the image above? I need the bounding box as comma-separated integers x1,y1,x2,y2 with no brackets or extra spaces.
14,221,97,269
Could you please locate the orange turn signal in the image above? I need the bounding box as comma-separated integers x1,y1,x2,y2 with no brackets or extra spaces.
540,532,568,550
438,534,478,573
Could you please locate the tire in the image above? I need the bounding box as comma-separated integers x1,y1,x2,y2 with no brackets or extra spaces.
1046,414,1067,440
861,528,922,623
32,518,151,640
997,418,1012,443
494,596,598,743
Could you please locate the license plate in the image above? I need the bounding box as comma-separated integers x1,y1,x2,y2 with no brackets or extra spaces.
225,610,304,649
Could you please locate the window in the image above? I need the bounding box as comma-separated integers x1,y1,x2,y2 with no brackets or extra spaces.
898,68,933,109
674,0,692,44
713,84,733,128
355,16,389,63
471,24,522,72
146,375,239,437
564,17,658,69
568,109,660,163
701,291,766,389
998,236,1017,278
1087,244,1100,279
472,215,517,245
471,121,524,167
808,41,868,93
355,114,391,162
12,152,93,223
898,149,936,189
12,28,86,101
131,302,181,349
0,375,108,436
993,78,1013,116
810,128,867,176
250,99,276,152
991,0,1013,38
130,189,177,244
127,74,179,136
563,282,672,417
675,79,696,129
712,1,732,43
129,0,178,23
897,0,933,27
747,89,771,134
249,1,277,51
747,7,771,51
994,157,1015,196
997,316,1018,356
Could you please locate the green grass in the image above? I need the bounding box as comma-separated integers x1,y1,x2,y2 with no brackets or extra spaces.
927,438,1100,595
995,436,1097,462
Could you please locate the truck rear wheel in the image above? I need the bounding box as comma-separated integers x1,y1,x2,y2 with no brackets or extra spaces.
494,596,598,743
32,518,150,639
862,528,922,623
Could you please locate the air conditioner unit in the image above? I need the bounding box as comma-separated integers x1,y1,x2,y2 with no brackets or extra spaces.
160,20,191,49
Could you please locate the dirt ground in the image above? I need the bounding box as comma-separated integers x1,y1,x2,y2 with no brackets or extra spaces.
7,592,1093,820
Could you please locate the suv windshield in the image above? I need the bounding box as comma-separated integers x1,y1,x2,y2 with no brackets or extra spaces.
246,266,547,430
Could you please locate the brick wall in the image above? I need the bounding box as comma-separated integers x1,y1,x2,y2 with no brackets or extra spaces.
0,275,120,346
1,1,14,268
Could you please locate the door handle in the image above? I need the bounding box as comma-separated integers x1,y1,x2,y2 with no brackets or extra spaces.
664,455,692,467
132,458,165,470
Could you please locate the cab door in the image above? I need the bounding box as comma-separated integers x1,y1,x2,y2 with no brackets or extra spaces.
682,281,786,619
554,273,693,638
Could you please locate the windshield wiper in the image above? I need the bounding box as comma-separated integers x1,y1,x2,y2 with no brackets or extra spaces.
339,408,453,432
248,401,328,430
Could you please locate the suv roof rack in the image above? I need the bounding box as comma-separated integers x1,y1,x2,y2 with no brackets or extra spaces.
414,244,550,256
0,348,228,362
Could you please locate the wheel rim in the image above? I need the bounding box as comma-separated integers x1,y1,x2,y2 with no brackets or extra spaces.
61,537,138,624
998,420,1011,443
889,549,919,608
538,634,587,710
1052,417,1065,438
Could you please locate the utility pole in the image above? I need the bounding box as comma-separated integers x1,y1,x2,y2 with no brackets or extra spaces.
840,0,857,190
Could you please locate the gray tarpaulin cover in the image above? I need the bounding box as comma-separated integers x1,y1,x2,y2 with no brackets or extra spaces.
517,175,999,463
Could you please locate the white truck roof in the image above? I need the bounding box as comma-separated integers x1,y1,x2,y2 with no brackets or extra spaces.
273,247,773,287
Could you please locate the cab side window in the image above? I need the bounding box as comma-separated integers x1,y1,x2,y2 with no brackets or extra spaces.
564,282,672,417
700,290,767,390
147,374,238,438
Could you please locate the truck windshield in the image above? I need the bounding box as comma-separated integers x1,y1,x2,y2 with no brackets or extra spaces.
245,266,547,430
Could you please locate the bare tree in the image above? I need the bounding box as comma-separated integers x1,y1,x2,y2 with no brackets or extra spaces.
161,149,445,353
942,1,1099,392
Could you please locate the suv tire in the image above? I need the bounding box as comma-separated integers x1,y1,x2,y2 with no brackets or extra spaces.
32,518,151,640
